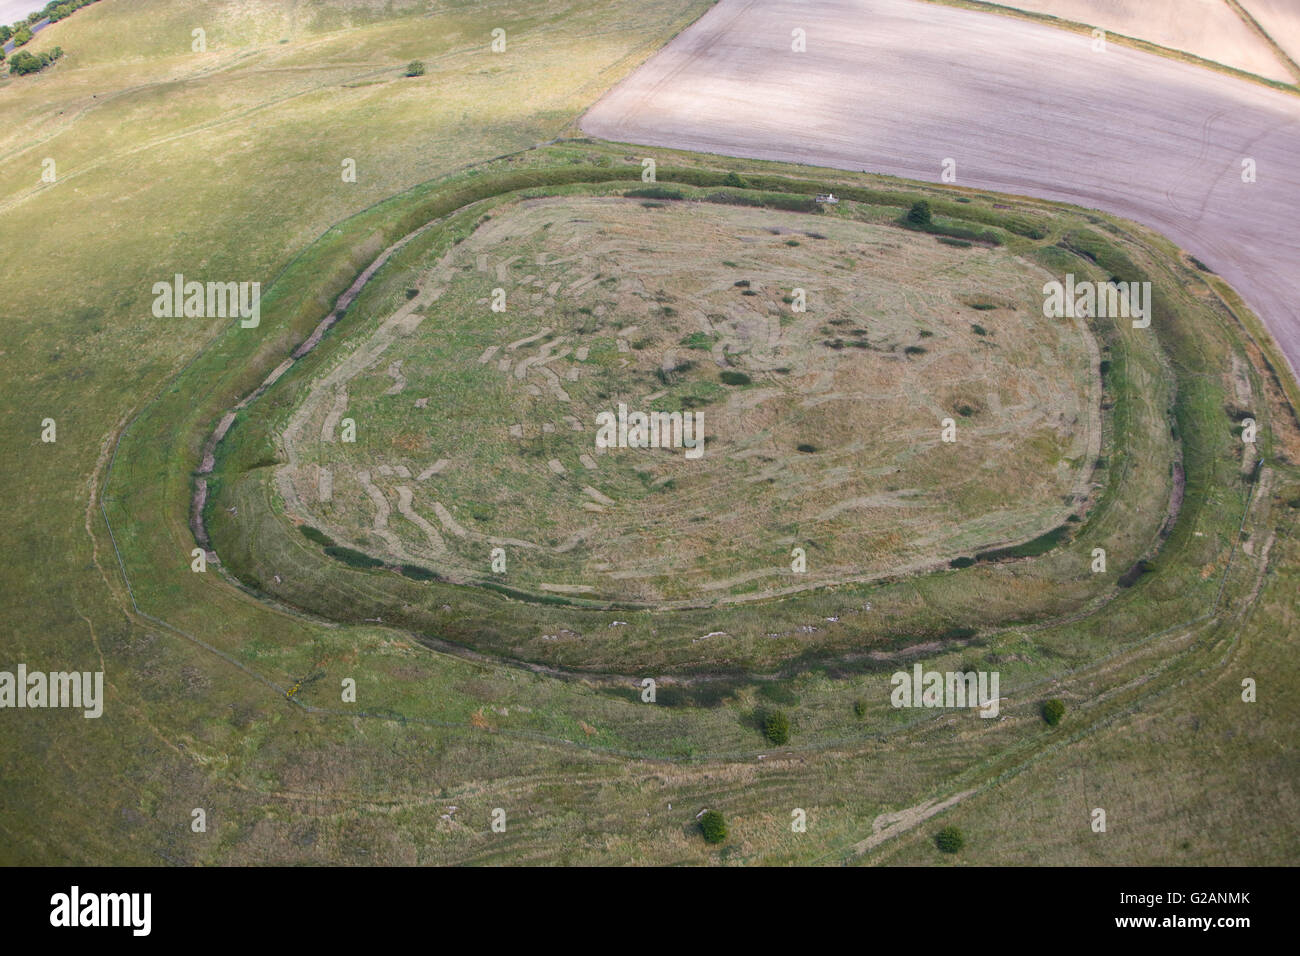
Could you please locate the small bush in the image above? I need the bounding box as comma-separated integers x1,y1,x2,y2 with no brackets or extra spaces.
853,699,866,718
796,443,817,453
625,187,684,200
904,345,927,356
700,809,727,844
949,556,976,569
935,826,965,854
324,546,384,569
299,525,335,547
1041,698,1066,726
405,60,426,77
907,200,932,225
937,237,973,248
719,370,751,386
1117,559,1154,587
763,709,791,745
970,324,987,337
722,171,747,188
398,564,438,581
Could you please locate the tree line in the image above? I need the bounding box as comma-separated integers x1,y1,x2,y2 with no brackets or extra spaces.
2,0,103,75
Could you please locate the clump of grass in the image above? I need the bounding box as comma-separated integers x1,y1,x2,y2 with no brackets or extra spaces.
719,370,751,386
971,324,987,336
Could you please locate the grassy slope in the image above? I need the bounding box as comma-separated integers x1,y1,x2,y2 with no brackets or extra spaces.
0,0,714,864
0,0,1294,865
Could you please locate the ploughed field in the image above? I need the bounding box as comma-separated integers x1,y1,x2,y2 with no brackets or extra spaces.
273,196,1098,605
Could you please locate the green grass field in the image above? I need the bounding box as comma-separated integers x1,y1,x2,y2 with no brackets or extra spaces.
1,0,1295,865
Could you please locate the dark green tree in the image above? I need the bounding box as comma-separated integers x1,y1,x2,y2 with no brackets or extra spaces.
9,50,42,75
700,809,727,844
763,709,791,745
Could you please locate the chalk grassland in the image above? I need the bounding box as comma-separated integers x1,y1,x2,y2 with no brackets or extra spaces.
104,139,1295,865
0,0,714,864
0,0,1293,866
270,195,1097,605
205,155,1189,674
194,136,1242,691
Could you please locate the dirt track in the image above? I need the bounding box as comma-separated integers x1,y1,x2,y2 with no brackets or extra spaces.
581,0,1300,384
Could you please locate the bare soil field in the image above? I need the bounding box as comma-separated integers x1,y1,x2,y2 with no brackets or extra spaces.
275,195,1097,605
581,0,1300,386
1242,0,1300,65
984,0,1294,82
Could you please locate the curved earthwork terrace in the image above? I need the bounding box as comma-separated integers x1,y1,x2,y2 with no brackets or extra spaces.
182,147,1263,677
